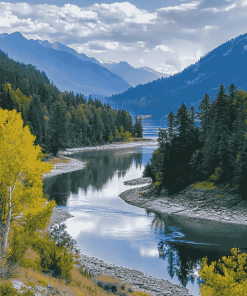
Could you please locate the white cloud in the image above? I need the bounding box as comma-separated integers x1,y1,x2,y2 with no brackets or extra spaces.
241,0,247,6
59,4,98,20
105,42,119,49
139,59,145,64
92,2,157,24
158,1,200,12
155,45,172,52
204,25,219,30
204,3,236,12
0,11,19,27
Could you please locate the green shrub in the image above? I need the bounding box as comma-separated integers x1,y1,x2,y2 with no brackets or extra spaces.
0,282,20,296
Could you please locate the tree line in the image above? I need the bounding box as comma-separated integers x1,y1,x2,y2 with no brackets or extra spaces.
143,83,247,197
0,50,143,155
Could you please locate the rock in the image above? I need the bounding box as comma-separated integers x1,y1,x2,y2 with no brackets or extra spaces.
124,177,152,186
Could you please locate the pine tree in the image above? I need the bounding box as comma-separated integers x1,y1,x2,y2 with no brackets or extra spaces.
167,111,176,142
26,95,43,146
176,103,191,147
50,98,69,155
228,83,237,132
157,128,167,148
197,93,210,140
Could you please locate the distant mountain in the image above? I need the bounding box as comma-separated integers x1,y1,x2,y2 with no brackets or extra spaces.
38,39,101,65
0,32,131,96
101,61,160,87
107,33,247,122
138,66,168,78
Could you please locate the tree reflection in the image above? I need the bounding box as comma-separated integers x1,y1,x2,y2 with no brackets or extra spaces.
151,213,224,287
43,149,142,205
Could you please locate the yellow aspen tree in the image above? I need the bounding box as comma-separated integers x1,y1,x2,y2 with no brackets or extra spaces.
199,248,247,296
0,108,54,253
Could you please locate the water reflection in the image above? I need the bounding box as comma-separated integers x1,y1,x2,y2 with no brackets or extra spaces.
150,212,247,288
43,149,143,205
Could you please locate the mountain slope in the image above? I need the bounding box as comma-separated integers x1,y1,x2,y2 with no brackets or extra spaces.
101,61,160,87
0,32,131,96
38,39,101,65
138,66,168,78
108,33,247,121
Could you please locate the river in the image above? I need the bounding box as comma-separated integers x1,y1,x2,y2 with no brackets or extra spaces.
43,126,247,296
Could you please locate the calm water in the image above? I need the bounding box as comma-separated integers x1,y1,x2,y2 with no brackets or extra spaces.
43,128,247,296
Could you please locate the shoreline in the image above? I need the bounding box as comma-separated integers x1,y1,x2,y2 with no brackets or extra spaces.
120,179,247,226
62,140,157,155
42,140,157,179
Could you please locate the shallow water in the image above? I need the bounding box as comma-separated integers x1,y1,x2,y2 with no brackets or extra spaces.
43,127,247,296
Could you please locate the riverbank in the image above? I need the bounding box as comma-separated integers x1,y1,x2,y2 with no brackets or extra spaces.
120,178,247,226
62,139,157,155
62,140,157,155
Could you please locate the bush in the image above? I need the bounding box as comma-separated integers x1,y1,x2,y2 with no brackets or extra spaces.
0,282,18,296
96,280,130,295
33,233,73,280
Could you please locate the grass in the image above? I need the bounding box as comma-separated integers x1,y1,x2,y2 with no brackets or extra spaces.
48,157,70,164
0,265,151,296
0,245,150,296
192,181,218,190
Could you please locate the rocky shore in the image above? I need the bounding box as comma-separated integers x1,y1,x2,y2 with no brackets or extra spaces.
77,255,192,296
120,179,247,226
124,177,152,186
42,156,86,179
62,140,157,155
48,207,74,227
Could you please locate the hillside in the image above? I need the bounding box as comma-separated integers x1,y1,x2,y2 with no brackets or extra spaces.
107,33,247,121
0,32,131,96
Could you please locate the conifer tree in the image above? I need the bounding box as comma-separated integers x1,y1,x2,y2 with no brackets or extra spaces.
228,83,237,132
167,111,176,142
50,98,69,155
197,93,210,140
157,128,167,148
176,103,192,148
26,95,43,146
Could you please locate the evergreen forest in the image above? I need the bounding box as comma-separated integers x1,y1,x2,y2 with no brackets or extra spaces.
143,83,247,198
0,50,143,155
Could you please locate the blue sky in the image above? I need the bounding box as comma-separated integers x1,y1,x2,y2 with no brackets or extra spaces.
1,0,247,74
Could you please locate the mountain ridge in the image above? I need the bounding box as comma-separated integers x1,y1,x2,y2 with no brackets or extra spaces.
0,32,131,96
107,33,247,121
100,61,163,87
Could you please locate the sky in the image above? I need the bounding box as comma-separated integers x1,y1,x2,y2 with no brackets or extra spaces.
1,0,247,74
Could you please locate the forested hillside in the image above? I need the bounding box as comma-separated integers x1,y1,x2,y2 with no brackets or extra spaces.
143,83,247,197
107,33,247,121
0,50,143,155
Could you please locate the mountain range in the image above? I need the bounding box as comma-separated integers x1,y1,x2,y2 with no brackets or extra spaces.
100,61,166,87
107,33,247,122
0,32,165,96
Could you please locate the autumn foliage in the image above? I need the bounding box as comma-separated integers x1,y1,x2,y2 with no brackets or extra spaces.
0,107,54,251
199,248,247,295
